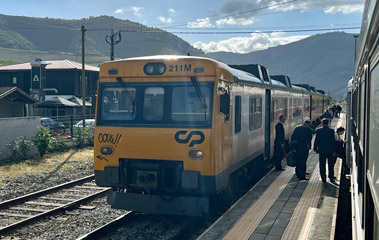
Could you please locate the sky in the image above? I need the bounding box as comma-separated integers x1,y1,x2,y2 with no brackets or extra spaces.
0,0,364,54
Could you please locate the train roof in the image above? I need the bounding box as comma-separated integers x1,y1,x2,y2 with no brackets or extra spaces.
228,67,265,86
103,55,327,95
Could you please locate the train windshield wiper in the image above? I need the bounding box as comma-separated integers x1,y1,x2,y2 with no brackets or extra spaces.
190,76,207,121
116,77,136,114
190,77,207,110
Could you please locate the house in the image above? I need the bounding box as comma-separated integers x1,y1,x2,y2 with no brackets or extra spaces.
0,87,37,118
0,59,99,117
0,59,99,100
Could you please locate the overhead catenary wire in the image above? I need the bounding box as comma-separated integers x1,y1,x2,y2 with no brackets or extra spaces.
117,26,361,35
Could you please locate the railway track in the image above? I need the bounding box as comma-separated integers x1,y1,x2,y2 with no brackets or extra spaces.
0,174,110,236
76,212,133,240
75,212,196,240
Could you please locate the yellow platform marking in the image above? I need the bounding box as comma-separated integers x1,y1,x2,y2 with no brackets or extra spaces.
223,168,295,240
281,162,323,240
282,117,344,240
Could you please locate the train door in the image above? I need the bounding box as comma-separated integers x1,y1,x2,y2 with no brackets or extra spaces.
265,89,271,160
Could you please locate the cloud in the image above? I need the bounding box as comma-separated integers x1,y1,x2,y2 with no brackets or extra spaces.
216,16,255,26
169,8,175,13
114,6,143,17
187,18,213,28
324,4,364,14
210,0,364,25
262,0,363,14
158,16,172,23
193,32,308,53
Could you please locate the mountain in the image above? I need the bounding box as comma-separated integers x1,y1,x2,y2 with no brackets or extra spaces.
208,32,355,97
0,14,355,97
0,14,204,65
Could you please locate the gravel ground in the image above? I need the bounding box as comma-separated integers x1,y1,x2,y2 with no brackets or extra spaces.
0,148,190,240
0,160,94,202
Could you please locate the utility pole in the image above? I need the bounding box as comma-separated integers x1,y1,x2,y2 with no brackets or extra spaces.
81,25,86,128
106,29,122,61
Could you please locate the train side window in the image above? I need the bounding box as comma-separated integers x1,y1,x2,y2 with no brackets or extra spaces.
368,64,379,196
249,96,255,131
235,95,241,133
249,96,262,131
255,97,262,129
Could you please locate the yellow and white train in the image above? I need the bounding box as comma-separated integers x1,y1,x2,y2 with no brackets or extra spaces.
94,55,327,216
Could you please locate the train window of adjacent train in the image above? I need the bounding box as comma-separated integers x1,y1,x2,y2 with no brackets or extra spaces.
143,87,164,121
101,87,136,121
235,96,241,133
368,64,379,195
171,86,211,122
359,81,365,145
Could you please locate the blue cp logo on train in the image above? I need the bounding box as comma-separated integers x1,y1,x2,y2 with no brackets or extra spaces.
175,131,205,147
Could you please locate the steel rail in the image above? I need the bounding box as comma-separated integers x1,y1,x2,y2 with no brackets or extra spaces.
0,174,95,210
0,175,110,236
76,212,133,240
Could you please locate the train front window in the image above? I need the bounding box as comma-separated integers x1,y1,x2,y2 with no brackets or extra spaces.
101,87,136,121
171,86,211,122
143,87,164,121
98,82,213,127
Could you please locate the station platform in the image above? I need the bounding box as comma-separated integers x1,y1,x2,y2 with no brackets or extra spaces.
198,115,346,240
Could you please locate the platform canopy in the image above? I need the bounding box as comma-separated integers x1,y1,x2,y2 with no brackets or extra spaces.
68,96,92,107
36,96,79,108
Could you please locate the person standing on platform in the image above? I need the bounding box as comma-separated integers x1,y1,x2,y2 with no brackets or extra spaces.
314,119,337,183
274,115,286,171
321,109,333,121
335,127,348,175
291,118,316,180
336,105,342,118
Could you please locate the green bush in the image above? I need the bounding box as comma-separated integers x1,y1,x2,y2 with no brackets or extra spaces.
6,136,34,161
87,129,94,146
49,135,69,152
33,127,51,157
74,127,86,148
74,127,94,148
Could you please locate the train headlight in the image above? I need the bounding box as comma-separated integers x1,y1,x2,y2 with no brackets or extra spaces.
100,146,114,156
189,150,204,159
144,62,166,75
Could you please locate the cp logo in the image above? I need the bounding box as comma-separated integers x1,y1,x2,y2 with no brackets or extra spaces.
175,131,205,147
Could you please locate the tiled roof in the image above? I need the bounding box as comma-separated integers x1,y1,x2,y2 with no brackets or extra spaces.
0,60,99,72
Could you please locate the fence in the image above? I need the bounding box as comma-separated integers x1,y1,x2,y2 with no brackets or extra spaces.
48,114,95,137
0,116,40,160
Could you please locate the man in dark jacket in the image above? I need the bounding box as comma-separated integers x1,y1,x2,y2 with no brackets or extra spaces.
274,115,286,171
314,119,337,183
291,118,316,180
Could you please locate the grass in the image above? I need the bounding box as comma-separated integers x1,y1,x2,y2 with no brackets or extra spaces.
0,147,94,182
0,58,21,66
0,47,108,66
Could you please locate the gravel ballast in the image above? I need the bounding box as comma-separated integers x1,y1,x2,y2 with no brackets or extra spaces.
0,148,190,240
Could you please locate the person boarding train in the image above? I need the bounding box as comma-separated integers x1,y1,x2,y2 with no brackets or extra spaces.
274,115,286,171
291,118,316,180
314,119,337,183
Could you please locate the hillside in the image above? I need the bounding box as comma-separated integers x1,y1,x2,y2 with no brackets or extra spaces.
208,32,355,97
0,14,204,64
